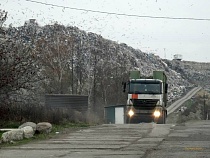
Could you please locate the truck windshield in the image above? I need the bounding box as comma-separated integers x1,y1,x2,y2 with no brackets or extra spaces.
129,82,162,94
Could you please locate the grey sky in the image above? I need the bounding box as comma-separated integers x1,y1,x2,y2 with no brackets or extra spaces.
1,0,210,62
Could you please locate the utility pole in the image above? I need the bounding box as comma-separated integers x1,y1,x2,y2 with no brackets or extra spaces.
203,93,207,120
164,48,166,59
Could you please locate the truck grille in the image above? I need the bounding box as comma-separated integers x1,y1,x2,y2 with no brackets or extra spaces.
132,99,159,110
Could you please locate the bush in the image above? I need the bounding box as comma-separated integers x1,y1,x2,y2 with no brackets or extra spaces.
0,103,88,125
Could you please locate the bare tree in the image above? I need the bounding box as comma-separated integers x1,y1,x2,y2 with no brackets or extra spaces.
0,9,7,28
0,11,41,115
36,24,74,94
0,40,40,99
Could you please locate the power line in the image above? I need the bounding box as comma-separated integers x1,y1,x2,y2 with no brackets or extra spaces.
25,0,210,21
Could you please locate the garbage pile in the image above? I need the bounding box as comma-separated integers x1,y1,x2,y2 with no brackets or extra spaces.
2,21,208,105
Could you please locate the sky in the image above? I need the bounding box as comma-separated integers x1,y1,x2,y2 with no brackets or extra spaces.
1,0,210,62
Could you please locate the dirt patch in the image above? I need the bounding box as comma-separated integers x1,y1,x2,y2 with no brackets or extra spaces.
50,127,89,139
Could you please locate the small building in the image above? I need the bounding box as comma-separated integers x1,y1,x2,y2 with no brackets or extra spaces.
173,54,183,61
104,105,125,124
24,19,38,26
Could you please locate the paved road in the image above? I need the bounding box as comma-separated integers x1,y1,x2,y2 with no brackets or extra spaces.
167,87,202,115
1,120,210,157
0,123,171,158
146,120,210,158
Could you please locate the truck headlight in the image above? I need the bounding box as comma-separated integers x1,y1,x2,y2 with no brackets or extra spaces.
154,110,161,118
128,109,134,117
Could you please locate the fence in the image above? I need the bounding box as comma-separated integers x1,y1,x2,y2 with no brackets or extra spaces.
45,94,88,113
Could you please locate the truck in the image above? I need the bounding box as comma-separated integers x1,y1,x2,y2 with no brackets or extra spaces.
123,70,168,124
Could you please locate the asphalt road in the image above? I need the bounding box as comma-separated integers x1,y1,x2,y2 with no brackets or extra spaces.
146,120,210,158
1,121,210,158
0,123,171,158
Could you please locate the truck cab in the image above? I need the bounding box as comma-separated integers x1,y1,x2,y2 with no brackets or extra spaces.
124,71,168,124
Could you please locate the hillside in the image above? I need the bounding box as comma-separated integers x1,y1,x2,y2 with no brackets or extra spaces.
164,59,210,91
1,20,209,122
2,23,192,98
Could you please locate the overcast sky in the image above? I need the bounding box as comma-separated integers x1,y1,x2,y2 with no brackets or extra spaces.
1,0,210,62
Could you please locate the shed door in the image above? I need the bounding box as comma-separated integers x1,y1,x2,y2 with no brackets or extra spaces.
115,107,124,124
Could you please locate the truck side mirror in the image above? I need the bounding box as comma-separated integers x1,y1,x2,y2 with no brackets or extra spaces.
122,82,126,92
165,83,168,93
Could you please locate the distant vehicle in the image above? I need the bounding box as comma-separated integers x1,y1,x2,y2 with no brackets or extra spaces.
123,70,168,124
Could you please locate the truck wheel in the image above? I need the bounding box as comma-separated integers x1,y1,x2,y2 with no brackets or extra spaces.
157,111,166,124
163,111,166,124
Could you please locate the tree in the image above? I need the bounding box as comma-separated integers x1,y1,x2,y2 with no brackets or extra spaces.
0,11,40,107
0,40,40,98
36,24,74,94
0,9,7,28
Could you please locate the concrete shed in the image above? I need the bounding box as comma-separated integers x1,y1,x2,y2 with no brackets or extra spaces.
104,105,125,124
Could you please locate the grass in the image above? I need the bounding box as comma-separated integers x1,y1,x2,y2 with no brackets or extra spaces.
0,121,21,129
184,99,194,109
0,131,4,138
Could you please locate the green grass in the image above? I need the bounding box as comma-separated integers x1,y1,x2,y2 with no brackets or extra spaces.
0,121,21,128
0,131,4,138
184,99,194,108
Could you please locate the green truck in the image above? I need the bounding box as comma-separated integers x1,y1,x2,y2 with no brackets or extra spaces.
123,70,168,124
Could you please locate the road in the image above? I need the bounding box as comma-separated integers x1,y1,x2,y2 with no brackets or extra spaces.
0,123,171,158
167,87,202,115
1,120,210,158
146,120,210,158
